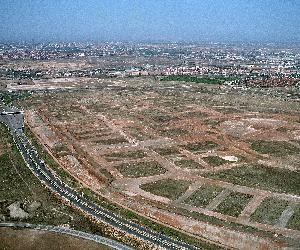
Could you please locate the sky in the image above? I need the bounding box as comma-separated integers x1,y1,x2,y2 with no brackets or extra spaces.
0,0,299,43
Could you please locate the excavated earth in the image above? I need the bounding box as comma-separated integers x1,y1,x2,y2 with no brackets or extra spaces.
18,79,300,249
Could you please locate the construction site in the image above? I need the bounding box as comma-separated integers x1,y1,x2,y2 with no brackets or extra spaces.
13,77,300,249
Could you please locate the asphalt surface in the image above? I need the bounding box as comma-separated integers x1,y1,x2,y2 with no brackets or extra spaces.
0,222,132,250
0,102,203,250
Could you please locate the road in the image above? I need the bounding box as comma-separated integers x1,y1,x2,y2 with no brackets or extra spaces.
0,222,132,250
0,102,202,250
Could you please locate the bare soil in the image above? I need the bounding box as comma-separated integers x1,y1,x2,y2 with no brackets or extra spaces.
18,78,300,249
0,227,111,250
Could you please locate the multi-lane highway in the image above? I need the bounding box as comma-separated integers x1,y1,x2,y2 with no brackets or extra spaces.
0,103,203,250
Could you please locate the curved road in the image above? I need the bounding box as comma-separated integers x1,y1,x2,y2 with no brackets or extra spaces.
0,222,132,250
0,105,205,250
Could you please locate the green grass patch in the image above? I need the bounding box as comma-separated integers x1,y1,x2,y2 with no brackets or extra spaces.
250,140,300,156
287,205,300,231
161,75,239,85
0,91,31,106
203,119,222,127
175,159,203,169
215,192,252,217
251,198,289,225
94,137,128,145
202,156,228,166
115,161,166,178
160,128,188,137
203,164,300,196
140,179,190,200
185,185,224,207
154,147,180,156
104,150,146,162
52,142,71,157
98,168,115,183
182,141,218,152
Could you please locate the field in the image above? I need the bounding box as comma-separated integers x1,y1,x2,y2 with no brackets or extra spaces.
0,227,111,250
15,77,300,249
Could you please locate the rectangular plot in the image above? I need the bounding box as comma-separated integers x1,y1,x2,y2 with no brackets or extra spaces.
104,150,146,162
140,179,190,200
251,197,289,225
93,137,128,145
203,164,300,196
115,161,166,178
185,184,224,207
154,147,180,156
202,156,228,167
175,159,204,169
250,140,300,156
215,192,253,217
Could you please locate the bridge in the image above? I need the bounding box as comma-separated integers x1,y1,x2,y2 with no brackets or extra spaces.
0,103,24,131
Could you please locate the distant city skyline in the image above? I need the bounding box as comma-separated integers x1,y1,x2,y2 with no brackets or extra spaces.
0,0,299,43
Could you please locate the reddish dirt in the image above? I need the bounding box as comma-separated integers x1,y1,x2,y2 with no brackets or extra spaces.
21,87,300,249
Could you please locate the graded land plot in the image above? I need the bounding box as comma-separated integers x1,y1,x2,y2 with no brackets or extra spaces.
251,198,289,225
154,147,181,156
159,127,188,137
94,137,128,145
202,156,229,167
214,192,253,217
52,142,72,157
203,164,300,195
185,184,224,207
250,140,300,156
140,179,191,200
104,150,147,162
115,161,166,178
14,79,300,249
174,159,204,169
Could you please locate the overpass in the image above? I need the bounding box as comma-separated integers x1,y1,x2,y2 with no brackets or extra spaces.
0,102,24,131
1,110,24,115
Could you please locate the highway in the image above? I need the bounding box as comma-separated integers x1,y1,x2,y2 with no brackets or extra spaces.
0,103,202,250
0,222,133,250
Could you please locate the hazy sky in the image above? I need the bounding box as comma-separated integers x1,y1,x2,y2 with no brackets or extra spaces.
0,0,299,42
